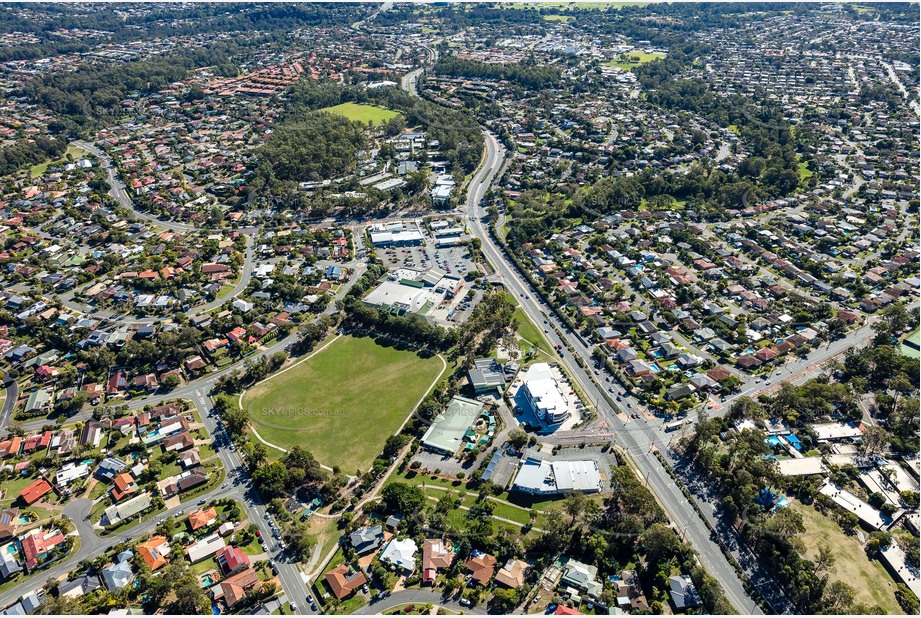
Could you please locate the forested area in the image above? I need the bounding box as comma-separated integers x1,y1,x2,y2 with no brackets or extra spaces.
253,112,367,184
0,3,361,62
634,43,808,201
20,44,243,130
435,57,561,89
0,134,67,176
249,78,483,195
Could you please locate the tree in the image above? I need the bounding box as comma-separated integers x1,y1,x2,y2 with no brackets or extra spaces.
861,425,889,457
507,429,528,449
639,523,683,566
160,373,180,390
490,588,520,613
253,462,289,499
380,482,425,515
814,543,835,577
249,442,268,469
766,507,805,539
382,434,410,459
821,581,856,614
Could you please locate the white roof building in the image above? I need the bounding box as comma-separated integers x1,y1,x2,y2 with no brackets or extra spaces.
186,533,226,564
55,462,91,486
380,538,418,572
813,421,864,442
513,457,603,495
520,363,569,424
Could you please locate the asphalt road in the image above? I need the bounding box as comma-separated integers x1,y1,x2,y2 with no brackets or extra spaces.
0,250,365,612
462,131,765,615
74,140,197,234
352,589,486,615
1,380,18,430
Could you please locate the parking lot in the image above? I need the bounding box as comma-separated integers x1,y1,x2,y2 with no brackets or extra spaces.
380,241,477,279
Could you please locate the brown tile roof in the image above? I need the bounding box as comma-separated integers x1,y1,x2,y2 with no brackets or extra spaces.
324,564,367,599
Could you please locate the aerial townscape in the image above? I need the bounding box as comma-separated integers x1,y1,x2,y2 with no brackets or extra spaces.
0,1,917,616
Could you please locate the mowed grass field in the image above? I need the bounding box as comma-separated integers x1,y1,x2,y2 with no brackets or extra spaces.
30,144,88,178
605,50,666,70
500,2,649,9
790,501,901,614
319,102,401,126
242,335,444,470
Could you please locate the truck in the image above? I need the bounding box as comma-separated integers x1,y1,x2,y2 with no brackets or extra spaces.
664,418,690,432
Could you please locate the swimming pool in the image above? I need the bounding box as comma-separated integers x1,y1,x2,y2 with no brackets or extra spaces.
649,363,661,373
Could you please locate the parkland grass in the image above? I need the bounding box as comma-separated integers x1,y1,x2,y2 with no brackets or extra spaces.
242,335,444,470
791,501,901,614
319,102,401,126
604,50,666,70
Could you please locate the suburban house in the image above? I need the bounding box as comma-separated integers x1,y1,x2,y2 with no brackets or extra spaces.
495,559,529,589
560,557,603,600
188,507,218,531
217,545,250,576
136,536,170,571
349,525,384,556
422,539,455,585
324,564,368,600
669,574,701,610
464,551,497,587
186,533,226,563
380,538,418,573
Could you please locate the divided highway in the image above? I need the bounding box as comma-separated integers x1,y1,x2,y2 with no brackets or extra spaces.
463,131,764,614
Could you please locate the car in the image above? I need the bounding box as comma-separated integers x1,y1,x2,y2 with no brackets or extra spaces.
311,603,318,611
256,530,262,538
626,402,632,409
459,599,471,607
307,595,313,603
289,603,297,612
176,510,184,516
221,483,228,489
197,499,207,506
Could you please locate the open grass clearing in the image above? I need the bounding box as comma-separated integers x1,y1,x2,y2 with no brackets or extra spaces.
242,335,445,470
604,50,665,70
790,501,901,614
499,1,649,9
513,307,555,356
29,144,88,178
319,102,401,126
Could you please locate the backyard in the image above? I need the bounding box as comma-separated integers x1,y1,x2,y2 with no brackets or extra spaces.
242,335,445,470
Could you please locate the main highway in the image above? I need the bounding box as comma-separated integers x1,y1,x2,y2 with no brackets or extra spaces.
461,132,765,615
1,30,900,615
